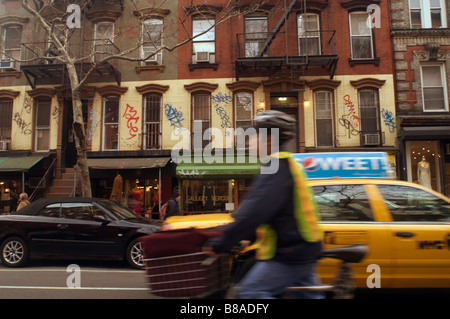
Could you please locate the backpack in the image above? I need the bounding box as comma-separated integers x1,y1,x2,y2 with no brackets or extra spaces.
159,202,168,221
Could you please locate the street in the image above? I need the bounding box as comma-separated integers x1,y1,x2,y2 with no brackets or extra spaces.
0,260,150,299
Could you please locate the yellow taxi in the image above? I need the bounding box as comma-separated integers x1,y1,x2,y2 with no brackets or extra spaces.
164,152,450,289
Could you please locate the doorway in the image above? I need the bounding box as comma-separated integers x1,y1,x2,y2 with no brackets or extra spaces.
270,92,299,152
62,99,88,168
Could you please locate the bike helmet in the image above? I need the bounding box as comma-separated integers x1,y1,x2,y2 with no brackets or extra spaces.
253,110,296,143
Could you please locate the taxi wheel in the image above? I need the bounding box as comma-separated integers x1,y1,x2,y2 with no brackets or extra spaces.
126,238,145,269
1,237,29,267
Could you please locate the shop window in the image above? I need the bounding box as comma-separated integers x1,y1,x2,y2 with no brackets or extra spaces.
244,15,268,57
409,0,447,29
314,90,334,147
406,140,441,192
312,184,373,221
182,180,234,213
192,17,215,63
0,178,19,214
349,12,374,59
144,93,161,149
377,185,450,222
103,95,119,150
298,13,321,56
142,18,163,65
0,98,12,149
35,99,51,152
192,92,211,149
420,64,448,112
358,89,380,146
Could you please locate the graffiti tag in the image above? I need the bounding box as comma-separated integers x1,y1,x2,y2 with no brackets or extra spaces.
122,104,139,140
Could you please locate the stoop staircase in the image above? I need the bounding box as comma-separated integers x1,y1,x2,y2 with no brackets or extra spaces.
45,167,81,198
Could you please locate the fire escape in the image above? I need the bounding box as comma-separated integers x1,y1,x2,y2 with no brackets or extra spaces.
235,0,338,81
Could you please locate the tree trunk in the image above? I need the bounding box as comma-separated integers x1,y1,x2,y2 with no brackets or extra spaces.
66,62,92,197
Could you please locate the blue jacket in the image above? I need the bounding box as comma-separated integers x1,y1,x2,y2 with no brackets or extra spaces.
206,158,322,263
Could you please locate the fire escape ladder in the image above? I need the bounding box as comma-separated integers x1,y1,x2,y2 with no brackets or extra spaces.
258,0,299,57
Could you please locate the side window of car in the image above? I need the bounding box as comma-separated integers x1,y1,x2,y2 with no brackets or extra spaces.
376,185,450,222
61,203,106,220
312,185,373,221
39,203,61,217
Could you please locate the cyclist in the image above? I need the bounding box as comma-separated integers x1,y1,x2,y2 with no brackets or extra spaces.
203,110,324,299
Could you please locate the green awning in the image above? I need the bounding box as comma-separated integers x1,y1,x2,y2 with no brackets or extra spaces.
87,157,170,169
0,156,44,172
176,156,261,179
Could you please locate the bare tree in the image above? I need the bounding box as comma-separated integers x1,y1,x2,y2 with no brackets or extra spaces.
5,0,267,197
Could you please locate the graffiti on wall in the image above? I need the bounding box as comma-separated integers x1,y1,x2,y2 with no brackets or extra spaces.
381,108,396,133
122,103,140,140
164,103,184,136
211,92,232,134
13,113,32,135
339,95,360,138
88,108,99,141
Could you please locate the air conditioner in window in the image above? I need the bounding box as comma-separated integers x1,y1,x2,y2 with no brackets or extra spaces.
363,133,380,146
0,59,16,71
195,51,210,63
144,51,162,64
0,141,10,151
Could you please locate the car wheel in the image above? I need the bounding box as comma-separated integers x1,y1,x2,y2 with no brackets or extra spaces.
1,237,29,267
126,238,144,269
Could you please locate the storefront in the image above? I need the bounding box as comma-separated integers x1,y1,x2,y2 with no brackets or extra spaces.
87,157,175,217
175,156,261,215
0,155,48,214
400,124,450,196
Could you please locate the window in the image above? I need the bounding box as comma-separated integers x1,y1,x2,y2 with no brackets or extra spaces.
349,12,374,59
103,95,119,150
182,180,234,213
142,18,163,65
377,185,450,222
234,92,253,129
94,21,115,62
0,99,12,146
1,24,22,62
192,93,211,149
192,18,215,62
35,99,51,151
313,185,373,221
409,0,447,28
314,91,333,147
421,64,448,112
60,203,107,220
298,13,321,56
39,203,61,218
144,93,161,149
244,16,268,57
359,89,380,144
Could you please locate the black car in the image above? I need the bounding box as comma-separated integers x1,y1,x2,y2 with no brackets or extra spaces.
0,197,160,268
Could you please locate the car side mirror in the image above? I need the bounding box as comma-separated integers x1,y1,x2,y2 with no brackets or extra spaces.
93,215,110,225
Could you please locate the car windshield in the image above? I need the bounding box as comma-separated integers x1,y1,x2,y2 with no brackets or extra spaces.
99,200,143,220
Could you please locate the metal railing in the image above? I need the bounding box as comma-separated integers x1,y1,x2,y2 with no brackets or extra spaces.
29,157,57,202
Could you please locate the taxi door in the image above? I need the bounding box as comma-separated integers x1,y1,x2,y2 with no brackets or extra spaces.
375,184,450,288
312,182,395,288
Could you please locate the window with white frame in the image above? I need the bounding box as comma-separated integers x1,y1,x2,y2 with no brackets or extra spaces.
144,93,161,149
35,99,51,152
0,98,12,148
421,64,448,112
192,93,211,149
142,18,163,65
314,90,334,147
192,17,215,63
349,12,374,59
244,16,268,57
94,21,114,62
102,95,119,150
1,24,22,62
409,0,447,28
298,13,321,56
234,92,253,130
